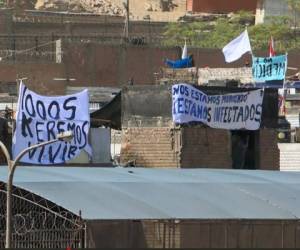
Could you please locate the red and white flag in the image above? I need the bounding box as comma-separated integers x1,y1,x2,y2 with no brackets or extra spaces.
269,36,276,57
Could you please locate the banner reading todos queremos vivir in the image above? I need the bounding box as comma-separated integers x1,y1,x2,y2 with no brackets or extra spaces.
12,82,92,164
172,83,264,130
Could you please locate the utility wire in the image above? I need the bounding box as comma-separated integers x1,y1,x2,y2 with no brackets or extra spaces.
0,39,59,60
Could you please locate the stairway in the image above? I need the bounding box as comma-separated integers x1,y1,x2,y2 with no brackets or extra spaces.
279,143,300,171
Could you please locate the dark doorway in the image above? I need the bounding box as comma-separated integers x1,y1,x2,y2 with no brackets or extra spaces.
231,130,258,169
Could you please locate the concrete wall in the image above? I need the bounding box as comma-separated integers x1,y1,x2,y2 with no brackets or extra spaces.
64,44,181,87
256,0,300,24
121,85,173,128
0,63,66,95
264,0,290,17
86,219,300,248
64,128,111,164
12,21,166,37
2,45,300,92
279,143,300,171
36,45,300,88
187,0,257,13
7,11,166,37
67,149,90,164
180,220,300,248
0,9,13,34
90,127,111,163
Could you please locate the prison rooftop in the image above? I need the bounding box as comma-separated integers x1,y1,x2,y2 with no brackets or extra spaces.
0,167,300,220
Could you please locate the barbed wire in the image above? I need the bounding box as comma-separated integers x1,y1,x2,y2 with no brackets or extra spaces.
0,211,81,235
0,39,59,60
0,50,60,57
0,212,83,248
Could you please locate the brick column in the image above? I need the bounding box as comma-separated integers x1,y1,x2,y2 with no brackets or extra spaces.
259,128,279,170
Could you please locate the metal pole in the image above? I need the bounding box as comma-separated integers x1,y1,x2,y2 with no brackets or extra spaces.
282,52,288,116
6,160,12,249
0,141,12,248
4,138,61,248
84,222,88,248
125,0,129,39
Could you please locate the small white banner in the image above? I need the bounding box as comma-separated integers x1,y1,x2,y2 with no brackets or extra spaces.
172,83,264,130
12,82,92,164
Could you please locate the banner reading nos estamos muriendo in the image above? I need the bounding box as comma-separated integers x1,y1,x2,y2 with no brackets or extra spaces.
12,82,92,164
172,83,264,130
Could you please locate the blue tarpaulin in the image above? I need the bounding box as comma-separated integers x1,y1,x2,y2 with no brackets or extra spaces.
165,56,193,68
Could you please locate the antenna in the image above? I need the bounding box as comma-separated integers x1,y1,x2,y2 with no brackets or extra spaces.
123,0,129,40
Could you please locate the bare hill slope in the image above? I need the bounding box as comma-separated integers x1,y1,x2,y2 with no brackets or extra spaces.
35,0,186,21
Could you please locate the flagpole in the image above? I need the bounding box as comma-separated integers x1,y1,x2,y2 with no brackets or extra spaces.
282,52,288,116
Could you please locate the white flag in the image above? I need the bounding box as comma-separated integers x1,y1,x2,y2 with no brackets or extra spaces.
181,40,188,59
222,29,252,63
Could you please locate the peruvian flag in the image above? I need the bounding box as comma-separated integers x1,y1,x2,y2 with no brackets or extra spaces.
269,36,276,57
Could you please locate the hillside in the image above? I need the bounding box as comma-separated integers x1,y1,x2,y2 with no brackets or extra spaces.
35,0,186,21
35,0,125,15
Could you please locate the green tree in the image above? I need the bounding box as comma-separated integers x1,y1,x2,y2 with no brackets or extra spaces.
163,12,249,48
162,11,297,53
250,16,293,52
0,0,5,8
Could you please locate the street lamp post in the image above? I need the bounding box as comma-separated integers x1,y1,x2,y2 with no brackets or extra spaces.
1,131,73,248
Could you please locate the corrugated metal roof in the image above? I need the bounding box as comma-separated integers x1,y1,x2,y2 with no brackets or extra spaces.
1,167,300,220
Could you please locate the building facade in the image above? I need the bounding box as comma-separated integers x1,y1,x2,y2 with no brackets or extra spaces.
255,0,300,24
121,85,279,170
186,0,257,14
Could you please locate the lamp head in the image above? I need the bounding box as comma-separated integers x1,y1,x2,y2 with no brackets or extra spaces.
57,131,73,142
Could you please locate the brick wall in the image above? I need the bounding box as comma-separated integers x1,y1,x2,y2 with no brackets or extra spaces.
187,0,257,13
121,127,279,169
0,63,66,95
2,45,300,91
180,127,232,168
0,9,12,34
121,127,180,167
259,128,280,170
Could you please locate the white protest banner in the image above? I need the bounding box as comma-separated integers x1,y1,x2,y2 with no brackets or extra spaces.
172,83,264,130
12,82,92,164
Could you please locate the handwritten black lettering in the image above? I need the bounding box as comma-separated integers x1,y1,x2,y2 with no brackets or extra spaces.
48,101,60,119
21,113,33,138
36,100,46,120
63,97,77,120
